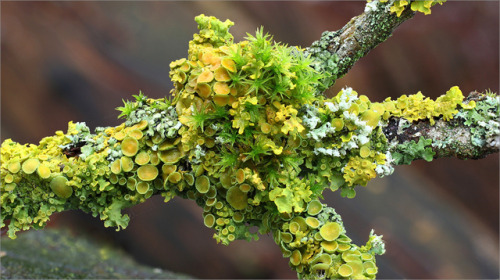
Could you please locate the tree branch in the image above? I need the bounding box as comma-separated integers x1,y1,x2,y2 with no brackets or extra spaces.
306,1,415,90
383,92,499,163
304,1,499,163
1,11,497,280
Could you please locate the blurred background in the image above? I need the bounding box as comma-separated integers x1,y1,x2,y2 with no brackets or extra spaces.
1,1,498,279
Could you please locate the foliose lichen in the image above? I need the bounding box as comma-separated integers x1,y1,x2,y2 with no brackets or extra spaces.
455,92,500,149
369,0,446,17
1,14,494,280
391,137,435,165
381,86,475,125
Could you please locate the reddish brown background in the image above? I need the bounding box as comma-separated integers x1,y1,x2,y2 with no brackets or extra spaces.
1,2,498,279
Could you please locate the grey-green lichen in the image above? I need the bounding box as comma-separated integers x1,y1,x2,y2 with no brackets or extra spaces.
307,0,446,92
304,31,340,91
1,14,496,280
455,92,500,149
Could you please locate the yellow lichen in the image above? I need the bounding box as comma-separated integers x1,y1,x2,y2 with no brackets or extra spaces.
137,165,159,181
226,185,248,210
36,163,51,179
22,158,40,174
121,137,139,157
197,70,214,84
135,151,150,165
50,175,72,199
136,181,150,194
319,222,341,241
120,156,134,172
306,200,323,216
195,175,210,193
204,214,216,228
382,86,472,125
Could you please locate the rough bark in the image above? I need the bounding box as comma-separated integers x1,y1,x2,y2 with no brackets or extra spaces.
383,92,499,162
306,2,415,89
306,2,498,162
385,119,498,160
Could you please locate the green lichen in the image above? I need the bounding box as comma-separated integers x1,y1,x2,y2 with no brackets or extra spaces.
455,92,500,149
391,137,435,165
305,31,340,90
0,14,492,280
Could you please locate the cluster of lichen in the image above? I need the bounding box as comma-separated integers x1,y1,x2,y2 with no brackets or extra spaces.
1,14,495,280
455,92,500,149
391,137,434,165
271,201,385,279
381,86,476,125
366,0,446,16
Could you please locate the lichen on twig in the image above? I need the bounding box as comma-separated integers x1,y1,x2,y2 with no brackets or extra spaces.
1,2,497,279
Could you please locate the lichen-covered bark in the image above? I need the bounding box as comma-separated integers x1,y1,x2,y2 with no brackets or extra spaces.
386,118,498,160
306,1,415,89
329,4,414,77
0,6,498,280
384,92,499,162
305,1,499,163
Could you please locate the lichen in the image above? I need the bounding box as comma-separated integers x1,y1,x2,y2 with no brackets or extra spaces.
376,0,446,17
391,136,435,165
304,31,340,90
455,92,500,149
0,14,494,280
382,86,472,125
